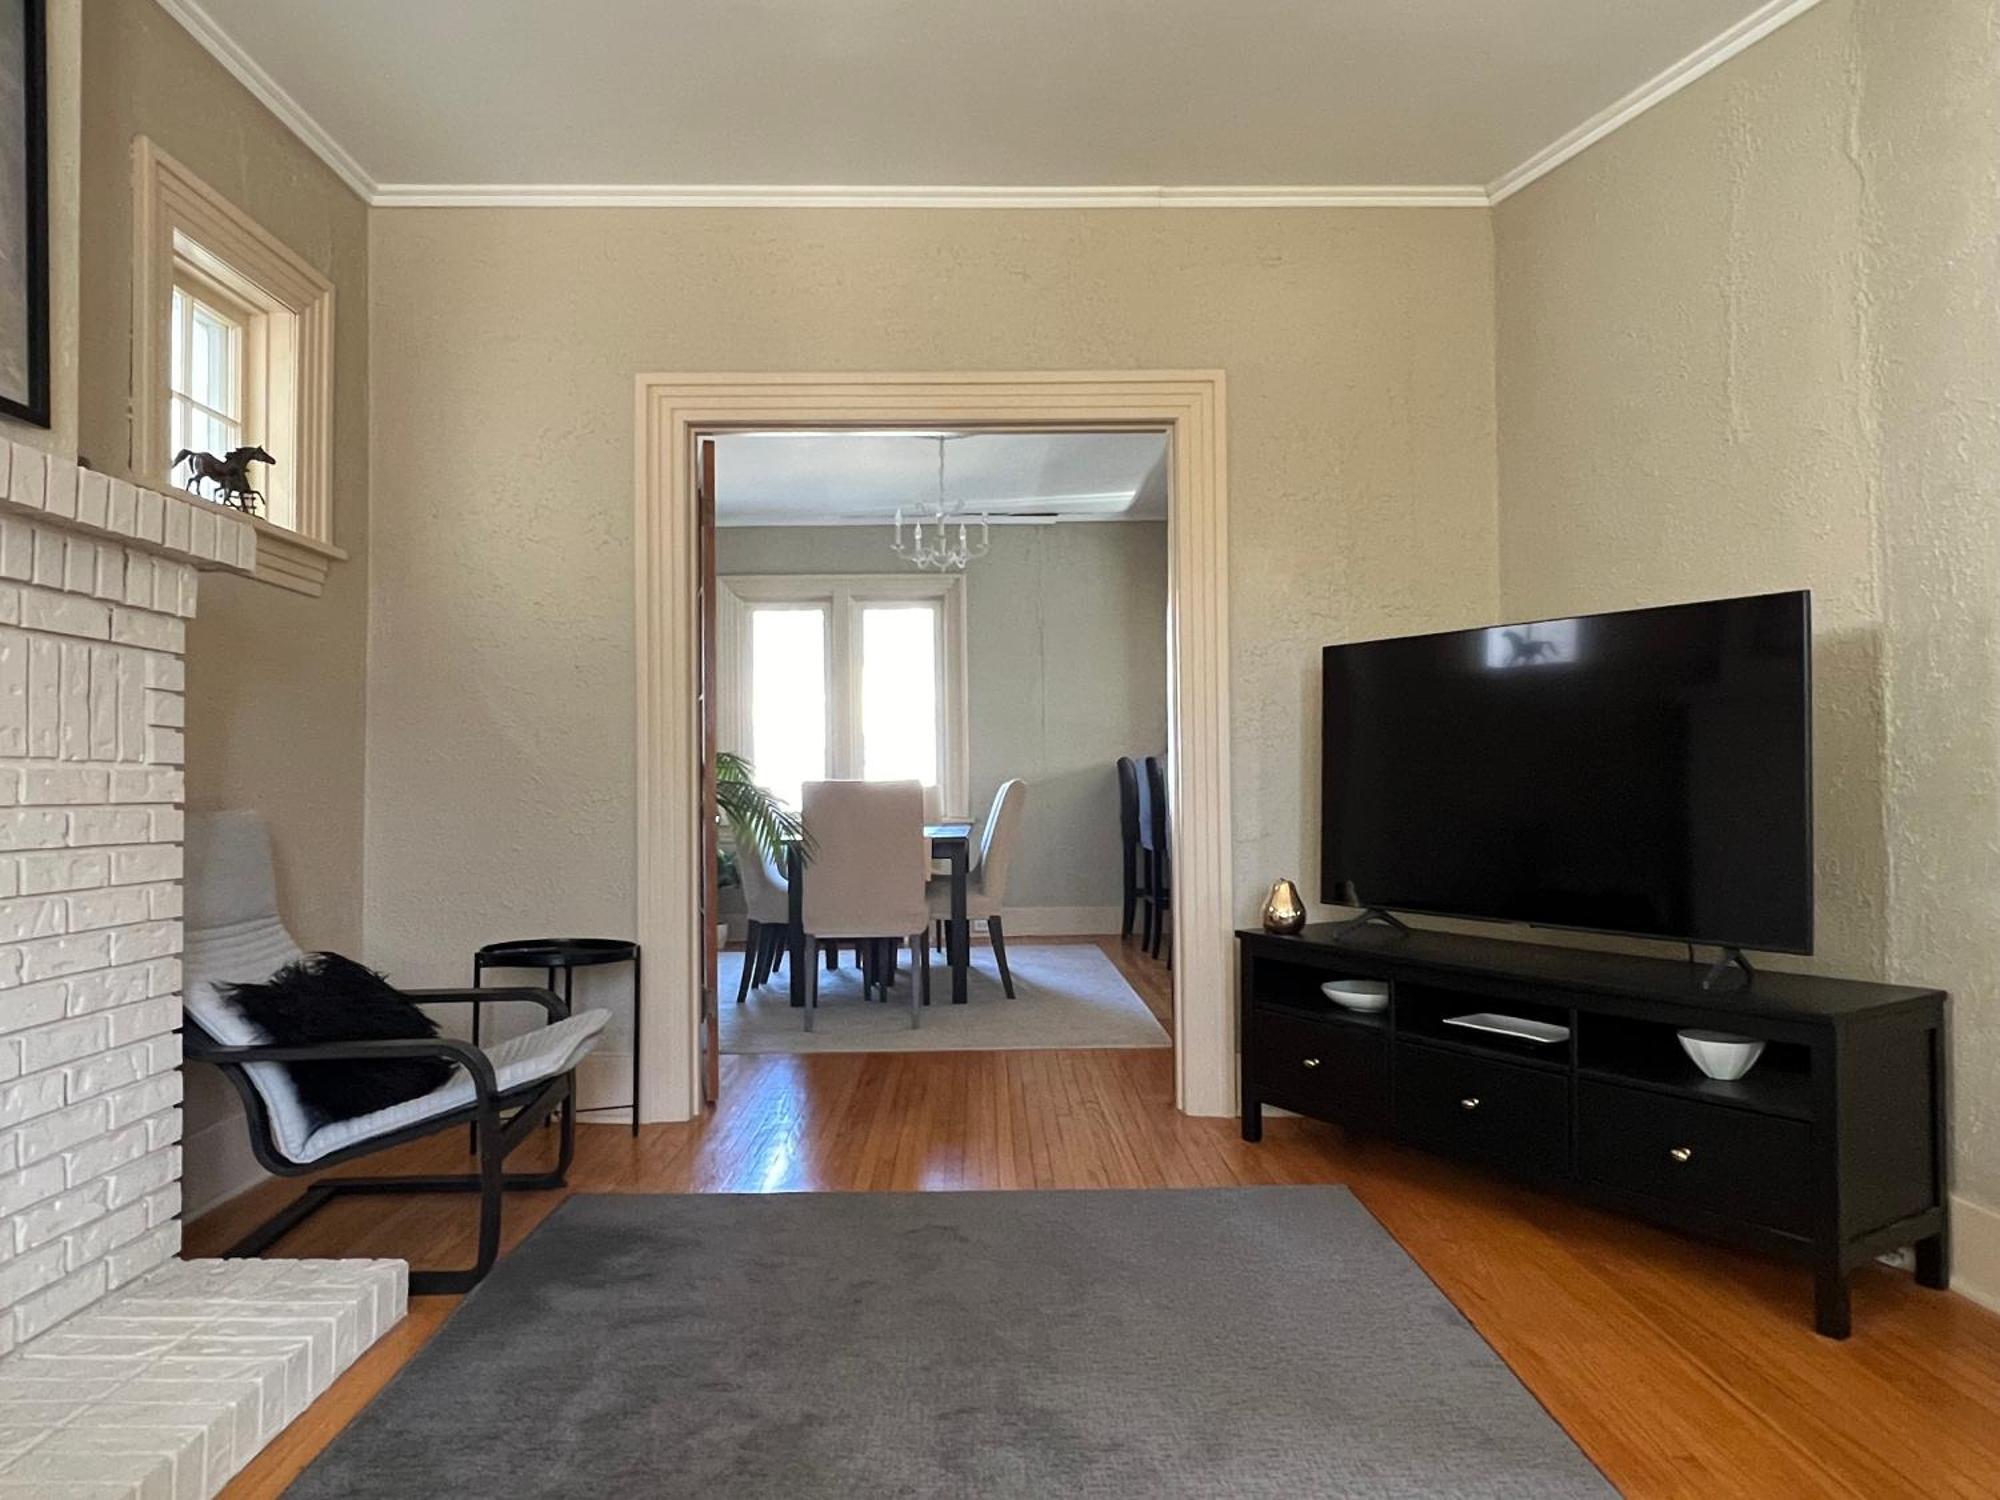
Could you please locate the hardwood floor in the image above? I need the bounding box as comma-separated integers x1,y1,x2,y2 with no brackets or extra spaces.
189,937,2000,1499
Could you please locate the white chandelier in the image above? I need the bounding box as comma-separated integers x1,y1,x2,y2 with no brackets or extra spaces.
892,436,990,571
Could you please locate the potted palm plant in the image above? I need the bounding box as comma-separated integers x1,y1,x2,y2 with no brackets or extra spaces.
717,751,807,866
714,753,809,945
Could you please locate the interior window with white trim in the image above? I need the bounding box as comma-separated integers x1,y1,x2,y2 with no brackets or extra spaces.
165,243,304,535
134,138,343,594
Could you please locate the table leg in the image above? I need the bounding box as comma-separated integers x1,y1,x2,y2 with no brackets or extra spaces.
630,950,642,1135
468,961,484,1156
544,965,566,1133
788,845,807,1009
951,844,968,1004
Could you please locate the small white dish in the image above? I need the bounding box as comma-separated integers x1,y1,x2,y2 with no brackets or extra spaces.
1442,1013,1570,1045
1678,1029,1766,1081
1321,979,1390,1014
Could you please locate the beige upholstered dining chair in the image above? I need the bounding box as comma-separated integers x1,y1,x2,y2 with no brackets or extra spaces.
930,778,1028,996
799,779,931,1029
734,843,793,1003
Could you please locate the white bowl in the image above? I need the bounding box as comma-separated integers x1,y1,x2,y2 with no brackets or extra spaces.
1321,979,1390,1014
1678,1029,1766,1081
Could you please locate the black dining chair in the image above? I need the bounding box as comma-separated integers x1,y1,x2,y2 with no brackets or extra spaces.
1116,757,1148,940
1142,755,1172,962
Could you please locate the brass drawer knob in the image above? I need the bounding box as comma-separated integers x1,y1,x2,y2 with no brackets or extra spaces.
1301,1057,1322,1069
1460,1097,1481,1112
1670,1146,1694,1164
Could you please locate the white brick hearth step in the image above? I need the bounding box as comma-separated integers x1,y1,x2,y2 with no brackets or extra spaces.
0,1256,406,1499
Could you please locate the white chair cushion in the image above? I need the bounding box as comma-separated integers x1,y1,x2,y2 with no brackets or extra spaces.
184,916,318,1162
294,1007,610,1164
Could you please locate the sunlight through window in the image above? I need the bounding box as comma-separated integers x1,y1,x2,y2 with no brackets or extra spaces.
861,605,939,786
750,607,828,812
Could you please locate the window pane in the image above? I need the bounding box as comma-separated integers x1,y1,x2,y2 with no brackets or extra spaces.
187,408,239,462
189,303,235,417
750,607,828,814
861,604,939,786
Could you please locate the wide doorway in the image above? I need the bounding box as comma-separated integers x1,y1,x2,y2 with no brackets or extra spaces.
634,372,1233,1123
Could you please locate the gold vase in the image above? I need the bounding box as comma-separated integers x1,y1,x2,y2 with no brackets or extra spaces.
1262,878,1306,934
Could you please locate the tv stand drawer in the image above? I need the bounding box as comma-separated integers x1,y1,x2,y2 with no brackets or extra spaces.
1396,1044,1569,1177
1248,1009,1388,1127
1578,1080,1812,1237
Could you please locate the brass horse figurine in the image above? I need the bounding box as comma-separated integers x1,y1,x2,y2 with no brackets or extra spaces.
174,446,275,515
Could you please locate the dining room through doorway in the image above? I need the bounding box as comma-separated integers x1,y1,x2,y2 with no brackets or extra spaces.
703,429,1175,1066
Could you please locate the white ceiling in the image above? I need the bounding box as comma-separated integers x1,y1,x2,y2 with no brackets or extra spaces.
713,432,1169,527
166,0,1817,203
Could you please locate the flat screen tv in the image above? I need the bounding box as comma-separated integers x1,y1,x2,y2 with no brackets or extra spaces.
1321,590,1813,954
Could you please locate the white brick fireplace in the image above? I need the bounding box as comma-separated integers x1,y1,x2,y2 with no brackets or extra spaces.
0,443,401,1499
0,443,237,1349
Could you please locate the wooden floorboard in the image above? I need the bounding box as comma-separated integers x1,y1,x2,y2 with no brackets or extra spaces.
187,937,2000,1499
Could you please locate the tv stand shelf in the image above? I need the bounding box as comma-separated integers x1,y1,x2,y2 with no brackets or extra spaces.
1238,924,1949,1338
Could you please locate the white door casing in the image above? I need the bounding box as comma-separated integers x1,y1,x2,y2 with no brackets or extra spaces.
635,372,1232,1121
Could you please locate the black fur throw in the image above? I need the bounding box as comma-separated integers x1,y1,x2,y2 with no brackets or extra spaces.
220,953,455,1128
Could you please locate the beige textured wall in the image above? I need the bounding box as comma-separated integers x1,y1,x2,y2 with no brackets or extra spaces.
716,522,1169,915
365,207,1500,1053
1496,0,1882,976
78,0,370,1212
1496,0,2000,1214
1856,0,2000,1216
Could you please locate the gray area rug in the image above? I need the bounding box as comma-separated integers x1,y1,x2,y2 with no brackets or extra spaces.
286,1189,1612,1499
720,943,1170,1054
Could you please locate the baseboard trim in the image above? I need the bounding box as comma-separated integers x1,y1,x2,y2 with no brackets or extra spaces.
995,906,1124,937
1951,1192,2000,1313
574,1049,639,1119
181,1109,271,1219
730,907,1125,943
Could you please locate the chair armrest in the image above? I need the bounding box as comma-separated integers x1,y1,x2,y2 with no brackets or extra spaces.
404,986,567,1021
181,1033,501,1100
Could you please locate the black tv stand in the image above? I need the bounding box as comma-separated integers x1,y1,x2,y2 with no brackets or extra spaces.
1330,906,1410,938
1237,923,1949,1337
1698,946,1756,994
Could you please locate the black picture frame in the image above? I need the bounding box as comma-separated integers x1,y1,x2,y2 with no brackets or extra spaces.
0,0,49,428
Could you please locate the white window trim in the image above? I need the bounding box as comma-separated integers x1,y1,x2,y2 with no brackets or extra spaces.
132,137,345,596
717,572,970,818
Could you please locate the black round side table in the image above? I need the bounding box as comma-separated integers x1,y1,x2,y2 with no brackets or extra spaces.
473,938,642,1135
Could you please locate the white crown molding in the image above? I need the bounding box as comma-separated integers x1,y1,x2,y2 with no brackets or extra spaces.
152,0,378,201
367,183,1489,209
1486,0,1830,203
158,0,1827,213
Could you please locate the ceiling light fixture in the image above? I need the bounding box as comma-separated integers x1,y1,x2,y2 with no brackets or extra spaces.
891,436,990,571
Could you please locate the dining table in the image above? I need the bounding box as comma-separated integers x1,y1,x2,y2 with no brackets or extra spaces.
787,821,975,1006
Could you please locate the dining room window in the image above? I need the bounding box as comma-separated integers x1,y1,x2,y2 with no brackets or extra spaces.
748,604,830,812
720,575,968,816
860,604,939,785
